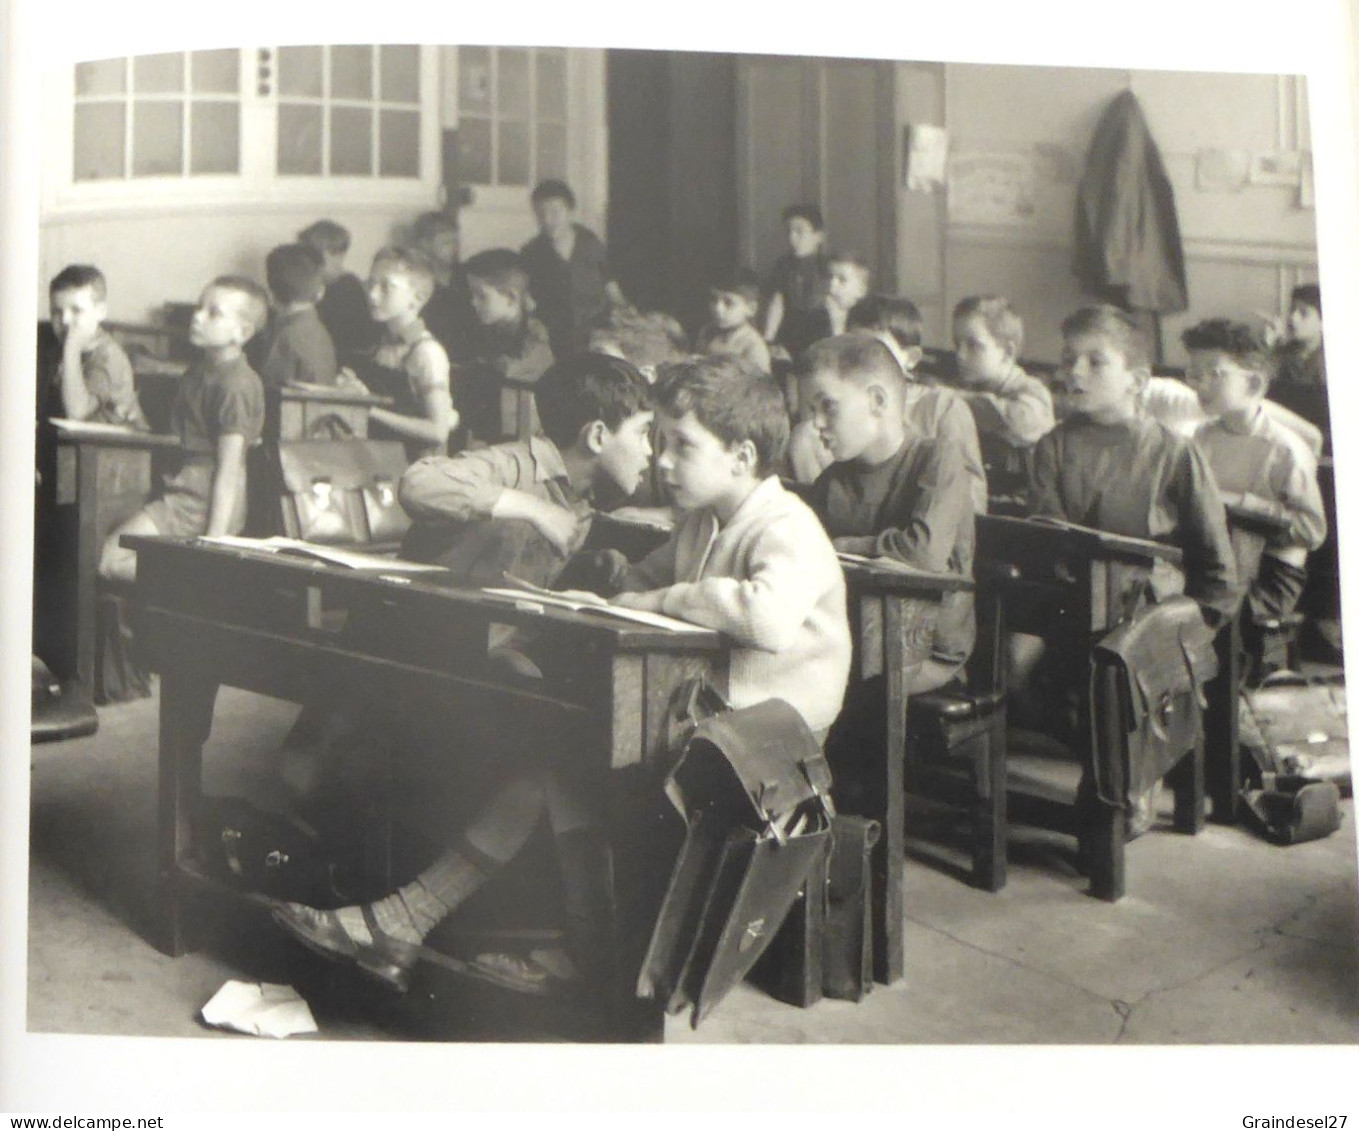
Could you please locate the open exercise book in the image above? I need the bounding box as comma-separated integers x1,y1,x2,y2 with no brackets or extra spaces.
199,534,446,573
481,575,708,634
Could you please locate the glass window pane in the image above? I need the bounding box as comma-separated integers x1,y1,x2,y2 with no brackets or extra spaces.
498,120,529,185
133,53,184,94
379,109,419,177
498,49,529,119
536,121,567,182
75,58,125,98
535,51,566,122
458,117,492,184
331,105,372,175
380,45,420,104
331,45,373,100
132,100,183,176
190,49,239,94
73,102,125,180
278,46,323,98
458,47,492,116
190,101,239,174
277,102,322,175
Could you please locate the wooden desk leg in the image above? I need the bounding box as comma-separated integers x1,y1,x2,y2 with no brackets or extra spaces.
975,710,1008,893
1205,619,1242,825
155,658,219,957
1087,661,1126,902
872,597,909,985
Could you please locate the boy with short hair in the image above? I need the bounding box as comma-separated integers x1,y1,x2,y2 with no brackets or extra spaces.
1269,283,1330,452
614,356,851,740
298,219,380,368
98,277,268,583
410,210,479,365
952,295,1055,505
45,265,149,429
1184,318,1325,675
762,203,830,357
696,267,772,375
359,247,458,460
520,180,626,359
846,295,988,513
455,248,554,443
273,354,658,995
798,335,976,693
259,243,339,389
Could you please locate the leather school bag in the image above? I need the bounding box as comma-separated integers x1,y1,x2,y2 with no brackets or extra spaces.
276,439,411,546
638,697,835,1028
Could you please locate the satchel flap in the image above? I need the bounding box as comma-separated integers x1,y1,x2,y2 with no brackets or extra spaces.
278,439,408,493
1094,596,1219,730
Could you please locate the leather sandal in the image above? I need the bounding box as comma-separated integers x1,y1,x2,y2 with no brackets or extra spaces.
352,905,420,995
466,950,577,997
271,902,420,995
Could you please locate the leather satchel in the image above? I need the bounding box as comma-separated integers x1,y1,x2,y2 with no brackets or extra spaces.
638,698,835,1028
1242,773,1344,845
821,815,881,1002
276,439,411,546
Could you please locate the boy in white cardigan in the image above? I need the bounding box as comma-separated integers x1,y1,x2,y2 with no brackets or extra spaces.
614,356,852,742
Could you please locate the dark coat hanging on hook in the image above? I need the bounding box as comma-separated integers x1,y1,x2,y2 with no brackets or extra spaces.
1074,90,1189,315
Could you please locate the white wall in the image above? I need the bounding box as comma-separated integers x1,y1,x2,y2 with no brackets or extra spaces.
896,63,1320,365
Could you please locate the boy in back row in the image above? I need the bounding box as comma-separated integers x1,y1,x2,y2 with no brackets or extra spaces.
259,243,339,389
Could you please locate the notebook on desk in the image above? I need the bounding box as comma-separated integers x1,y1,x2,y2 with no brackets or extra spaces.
198,534,445,573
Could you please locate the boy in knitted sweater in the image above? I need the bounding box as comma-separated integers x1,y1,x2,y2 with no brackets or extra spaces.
614,356,852,741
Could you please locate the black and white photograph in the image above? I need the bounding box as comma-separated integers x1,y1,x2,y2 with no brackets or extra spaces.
2,0,1358,1119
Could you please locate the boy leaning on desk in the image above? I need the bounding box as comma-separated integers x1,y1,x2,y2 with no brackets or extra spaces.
271,353,853,998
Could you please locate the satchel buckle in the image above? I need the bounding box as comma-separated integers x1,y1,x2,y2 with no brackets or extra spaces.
738,917,767,953
310,477,335,509
374,478,395,507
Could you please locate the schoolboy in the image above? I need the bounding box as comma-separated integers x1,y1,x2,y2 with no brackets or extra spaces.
456,248,554,443
798,335,975,693
360,247,458,460
259,243,339,389
614,356,852,741
1185,318,1325,675
952,295,1055,504
98,277,268,583
45,265,149,429
762,203,829,357
696,267,772,375
846,295,988,513
298,219,380,368
273,354,656,994
410,210,478,365
1269,283,1330,451
520,180,626,359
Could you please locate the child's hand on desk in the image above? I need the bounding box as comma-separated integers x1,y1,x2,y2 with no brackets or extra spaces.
612,590,665,613
556,588,610,607
336,367,371,394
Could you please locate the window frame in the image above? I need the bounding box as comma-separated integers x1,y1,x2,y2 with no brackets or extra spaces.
44,44,442,218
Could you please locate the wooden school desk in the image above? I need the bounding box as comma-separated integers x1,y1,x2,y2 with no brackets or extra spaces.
127,535,729,1042
44,420,180,696
837,558,974,986
974,515,1195,901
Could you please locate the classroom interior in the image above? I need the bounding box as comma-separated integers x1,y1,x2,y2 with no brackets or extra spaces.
25,45,1359,1046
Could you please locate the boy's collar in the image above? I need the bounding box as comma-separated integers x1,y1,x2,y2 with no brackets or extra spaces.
385,316,428,345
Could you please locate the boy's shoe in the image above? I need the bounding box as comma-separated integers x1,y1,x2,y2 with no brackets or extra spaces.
272,902,419,994
1127,784,1160,840
466,948,579,997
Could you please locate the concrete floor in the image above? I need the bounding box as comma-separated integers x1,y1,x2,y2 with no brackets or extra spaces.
23,684,1359,1051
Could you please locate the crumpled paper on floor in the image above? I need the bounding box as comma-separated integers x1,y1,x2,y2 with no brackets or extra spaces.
200,980,318,1038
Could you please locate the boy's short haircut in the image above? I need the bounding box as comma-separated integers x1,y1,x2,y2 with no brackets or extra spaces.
846,294,923,350
296,219,351,255
534,352,653,449
654,356,789,477
781,203,824,231
463,248,530,299
1060,304,1150,371
410,210,459,244
50,264,107,302
953,294,1024,356
265,243,325,305
210,276,270,338
531,179,577,210
372,246,437,306
795,333,905,389
711,267,761,304
1290,282,1321,314
1181,318,1277,386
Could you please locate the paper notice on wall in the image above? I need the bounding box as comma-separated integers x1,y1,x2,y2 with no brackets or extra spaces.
1250,151,1304,187
1195,148,1251,193
903,124,949,192
947,151,1036,225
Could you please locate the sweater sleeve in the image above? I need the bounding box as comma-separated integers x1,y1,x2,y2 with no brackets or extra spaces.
1171,442,1241,627
1026,432,1067,519
657,514,831,652
1270,447,1328,553
965,376,1054,447
874,438,970,572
